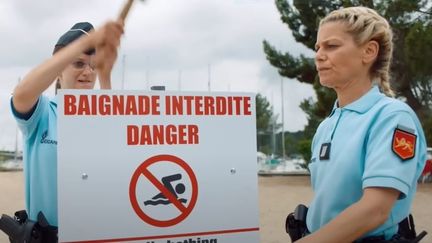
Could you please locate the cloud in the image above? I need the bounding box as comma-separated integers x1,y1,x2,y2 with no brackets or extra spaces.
257,63,315,132
0,0,315,150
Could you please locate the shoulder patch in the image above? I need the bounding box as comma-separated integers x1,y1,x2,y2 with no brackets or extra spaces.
392,126,416,161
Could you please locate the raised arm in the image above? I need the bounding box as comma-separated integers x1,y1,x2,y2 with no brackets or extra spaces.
93,20,124,90
12,20,123,114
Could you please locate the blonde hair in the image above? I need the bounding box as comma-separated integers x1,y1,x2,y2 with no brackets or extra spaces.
320,7,395,97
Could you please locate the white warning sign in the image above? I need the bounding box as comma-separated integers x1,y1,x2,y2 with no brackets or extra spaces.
57,90,260,243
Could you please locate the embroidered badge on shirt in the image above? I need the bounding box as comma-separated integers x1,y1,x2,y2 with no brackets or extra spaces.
40,130,58,145
392,126,416,161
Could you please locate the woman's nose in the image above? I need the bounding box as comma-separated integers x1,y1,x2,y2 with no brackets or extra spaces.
315,50,327,63
82,64,95,75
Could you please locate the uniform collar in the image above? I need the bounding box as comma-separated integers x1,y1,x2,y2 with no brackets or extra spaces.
329,86,384,116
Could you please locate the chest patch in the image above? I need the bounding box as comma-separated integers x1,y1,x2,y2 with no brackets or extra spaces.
319,143,331,160
392,127,416,161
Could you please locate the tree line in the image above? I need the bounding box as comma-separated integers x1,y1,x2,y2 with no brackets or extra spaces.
257,0,432,165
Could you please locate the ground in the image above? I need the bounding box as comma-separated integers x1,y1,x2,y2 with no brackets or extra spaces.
0,172,431,243
258,176,432,243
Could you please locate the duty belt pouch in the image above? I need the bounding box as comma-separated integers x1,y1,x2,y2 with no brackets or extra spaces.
398,214,416,239
0,210,39,243
286,204,309,242
0,210,58,243
356,214,427,243
398,214,428,242
35,212,58,243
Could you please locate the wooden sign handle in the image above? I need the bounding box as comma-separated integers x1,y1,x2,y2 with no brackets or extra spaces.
118,0,135,22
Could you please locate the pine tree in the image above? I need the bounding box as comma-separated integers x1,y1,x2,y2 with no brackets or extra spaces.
263,0,432,161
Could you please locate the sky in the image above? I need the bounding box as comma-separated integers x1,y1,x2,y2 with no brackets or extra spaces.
0,0,316,151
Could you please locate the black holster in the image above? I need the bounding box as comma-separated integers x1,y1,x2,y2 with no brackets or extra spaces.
0,210,58,243
397,214,427,243
356,214,428,243
285,204,309,242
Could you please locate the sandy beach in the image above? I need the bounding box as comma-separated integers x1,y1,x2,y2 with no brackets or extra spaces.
0,172,431,243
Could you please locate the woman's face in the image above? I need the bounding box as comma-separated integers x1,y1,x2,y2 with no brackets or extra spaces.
59,53,96,90
315,22,367,90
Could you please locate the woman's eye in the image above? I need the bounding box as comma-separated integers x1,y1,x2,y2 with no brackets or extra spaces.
73,61,86,68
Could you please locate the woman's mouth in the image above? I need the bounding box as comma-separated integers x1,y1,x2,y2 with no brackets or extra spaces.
318,67,331,72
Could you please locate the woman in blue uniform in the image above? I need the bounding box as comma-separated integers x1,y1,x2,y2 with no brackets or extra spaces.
296,7,427,243
10,20,123,238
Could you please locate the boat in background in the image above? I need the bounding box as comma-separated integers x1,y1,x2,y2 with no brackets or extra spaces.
0,159,23,171
257,152,309,176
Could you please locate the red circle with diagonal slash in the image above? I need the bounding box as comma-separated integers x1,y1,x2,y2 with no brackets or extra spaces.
129,154,198,227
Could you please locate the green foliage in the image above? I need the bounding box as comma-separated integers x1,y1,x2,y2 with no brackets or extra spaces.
259,145,272,155
405,23,432,80
256,94,282,154
271,130,305,157
297,139,312,169
256,93,273,132
284,131,303,155
405,22,432,110
264,0,432,149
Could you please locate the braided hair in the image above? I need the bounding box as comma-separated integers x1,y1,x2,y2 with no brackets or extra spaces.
320,7,395,97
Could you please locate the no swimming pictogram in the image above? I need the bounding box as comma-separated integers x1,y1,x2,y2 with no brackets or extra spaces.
129,154,198,227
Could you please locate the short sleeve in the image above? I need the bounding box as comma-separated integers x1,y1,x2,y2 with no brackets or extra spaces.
362,110,423,199
10,96,49,138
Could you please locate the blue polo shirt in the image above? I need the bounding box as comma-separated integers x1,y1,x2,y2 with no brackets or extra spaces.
306,86,427,240
11,95,58,226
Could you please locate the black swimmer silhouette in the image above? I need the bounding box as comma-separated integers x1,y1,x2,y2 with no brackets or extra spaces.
144,173,187,206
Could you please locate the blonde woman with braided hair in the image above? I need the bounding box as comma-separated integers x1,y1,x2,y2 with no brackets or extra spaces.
293,6,427,243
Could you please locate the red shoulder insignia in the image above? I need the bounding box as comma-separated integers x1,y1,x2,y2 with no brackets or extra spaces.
392,127,416,161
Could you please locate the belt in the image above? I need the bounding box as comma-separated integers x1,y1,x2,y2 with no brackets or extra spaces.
354,234,412,243
355,235,387,243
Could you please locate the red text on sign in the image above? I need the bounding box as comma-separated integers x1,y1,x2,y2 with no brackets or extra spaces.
64,95,161,115
127,124,199,145
165,96,252,115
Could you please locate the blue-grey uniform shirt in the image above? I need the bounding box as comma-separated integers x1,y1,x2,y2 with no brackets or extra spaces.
306,86,427,240
11,95,58,226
